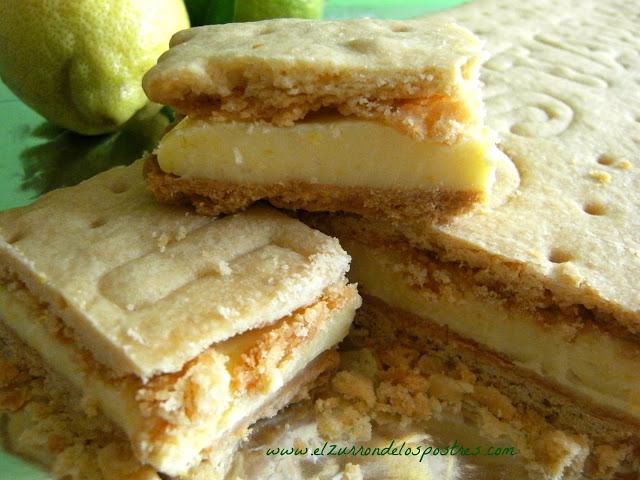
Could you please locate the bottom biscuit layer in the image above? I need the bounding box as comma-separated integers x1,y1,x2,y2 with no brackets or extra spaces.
0,318,338,480
144,156,480,223
0,269,358,476
315,296,639,479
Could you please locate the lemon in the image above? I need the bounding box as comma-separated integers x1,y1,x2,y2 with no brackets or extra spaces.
0,0,189,136
234,0,324,22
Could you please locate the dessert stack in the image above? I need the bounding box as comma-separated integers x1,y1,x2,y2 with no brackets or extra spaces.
142,17,498,222
0,161,360,479
2,1,639,478
311,0,640,477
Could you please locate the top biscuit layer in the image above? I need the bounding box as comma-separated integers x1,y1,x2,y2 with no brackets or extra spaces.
142,18,484,143
406,0,640,329
0,161,350,380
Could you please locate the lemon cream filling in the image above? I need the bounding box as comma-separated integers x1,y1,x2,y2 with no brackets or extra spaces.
344,240,640,421
155,115,496,193
0,282,358,476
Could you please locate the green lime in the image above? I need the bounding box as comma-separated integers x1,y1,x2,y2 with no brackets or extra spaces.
184,0,212,25
234,0,324,21
185,0,236,25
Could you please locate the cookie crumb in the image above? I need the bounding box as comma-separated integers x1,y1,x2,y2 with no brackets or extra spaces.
588,170,611,183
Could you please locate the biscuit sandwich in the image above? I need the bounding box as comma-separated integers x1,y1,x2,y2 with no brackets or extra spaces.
0,160,361,479
143,17,499,222
306,0,640,476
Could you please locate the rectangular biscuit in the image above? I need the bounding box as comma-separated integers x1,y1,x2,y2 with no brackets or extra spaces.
0,160,361,477
425,0,640,333
142,18,498,222
0,161,350,379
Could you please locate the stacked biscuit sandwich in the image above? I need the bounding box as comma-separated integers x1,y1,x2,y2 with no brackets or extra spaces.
0,15,489,480
142,17,498,222
2,1,639,479
315,1,637,478
0,161,361,479
308,1,640,477
142,1,639,478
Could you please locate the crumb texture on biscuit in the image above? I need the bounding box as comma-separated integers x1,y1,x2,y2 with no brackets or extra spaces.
0,271,358,475
144,155,481,223
0,317,340,480
304,214,640,430
0,160,350,379
312,298,637,479
142,18,484,143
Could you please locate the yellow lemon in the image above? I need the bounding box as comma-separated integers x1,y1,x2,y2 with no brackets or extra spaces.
0,0,189,135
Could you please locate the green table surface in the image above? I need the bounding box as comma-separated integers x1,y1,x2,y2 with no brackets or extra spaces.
0,1,466,478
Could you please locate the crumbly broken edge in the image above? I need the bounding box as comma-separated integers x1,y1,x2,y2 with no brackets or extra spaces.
0,318,156,480
304,213,640,340
0,317,339,480
0,269,356,466
144,155,481,224
313,297,640,479
168,93,476,144
145,42,483,144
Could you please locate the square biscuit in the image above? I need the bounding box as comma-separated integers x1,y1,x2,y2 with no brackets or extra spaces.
0,160,350,379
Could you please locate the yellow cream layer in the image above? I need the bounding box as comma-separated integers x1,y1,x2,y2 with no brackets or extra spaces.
344,240,640,420
156,115,496,192
0,283,358,476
